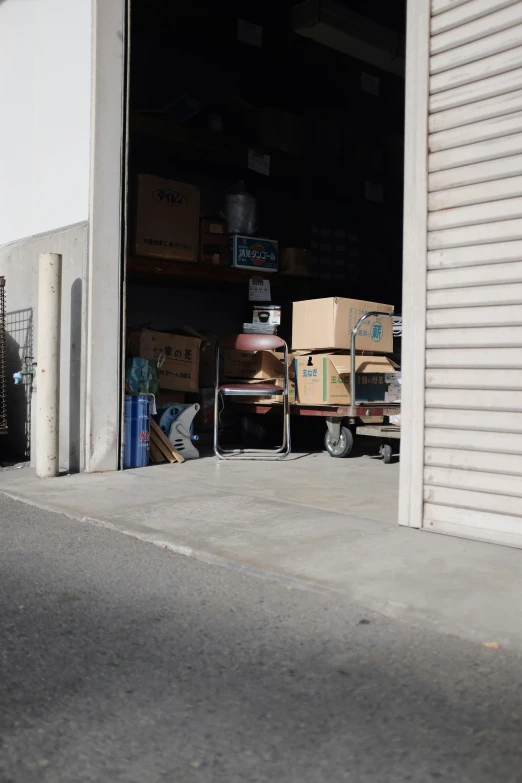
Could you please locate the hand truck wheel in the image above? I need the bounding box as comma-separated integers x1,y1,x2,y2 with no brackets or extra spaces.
324,425,354,458
381,443,393,464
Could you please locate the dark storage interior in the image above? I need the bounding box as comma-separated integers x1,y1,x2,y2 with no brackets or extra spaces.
124,0,406,460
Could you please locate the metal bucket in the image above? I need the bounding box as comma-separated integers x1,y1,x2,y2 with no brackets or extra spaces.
123,395,151,468
225,188,258,235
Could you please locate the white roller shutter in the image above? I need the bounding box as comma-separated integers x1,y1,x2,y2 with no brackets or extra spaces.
401,0,522,546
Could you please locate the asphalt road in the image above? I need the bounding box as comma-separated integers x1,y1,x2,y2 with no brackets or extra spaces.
1,496,521,783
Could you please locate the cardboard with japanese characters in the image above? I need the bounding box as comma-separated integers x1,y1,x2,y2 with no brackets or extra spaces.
292,297,394,352
134,174,200,262
295,353,399,405
128,329,201,393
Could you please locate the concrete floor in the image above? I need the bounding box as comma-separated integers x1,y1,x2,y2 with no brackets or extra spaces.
3,497,522,783
1,449,522,650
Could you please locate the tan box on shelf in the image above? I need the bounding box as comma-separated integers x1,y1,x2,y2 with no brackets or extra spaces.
134,174,200,262
295,353,399,405
199,219,228,265
128,329,201,393
281,248,314,277
292,297,394,352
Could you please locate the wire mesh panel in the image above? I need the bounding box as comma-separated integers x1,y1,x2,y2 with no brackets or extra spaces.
0,278,6,435
6,306,34,456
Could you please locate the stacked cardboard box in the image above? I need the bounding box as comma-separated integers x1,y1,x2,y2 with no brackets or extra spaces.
224,349,295,403
128,329,202,394
292,297,400,405
134,175,201,263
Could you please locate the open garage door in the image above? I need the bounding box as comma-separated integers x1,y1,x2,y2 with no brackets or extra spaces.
400,0,522,546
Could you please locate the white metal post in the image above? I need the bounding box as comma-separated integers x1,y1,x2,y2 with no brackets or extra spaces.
36,252,62,477
85,0,126,472
398,0,430,528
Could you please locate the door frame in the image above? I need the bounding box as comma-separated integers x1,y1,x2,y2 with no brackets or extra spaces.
85,0,127,473
398,0,430,529
85,0,430,528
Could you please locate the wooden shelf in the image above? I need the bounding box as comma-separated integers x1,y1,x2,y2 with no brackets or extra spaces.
126,255,314,291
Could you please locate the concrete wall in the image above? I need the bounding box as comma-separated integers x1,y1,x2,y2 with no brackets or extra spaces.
0,224,88,472
0,0,92,246
0,0,128,474
0,0,94,470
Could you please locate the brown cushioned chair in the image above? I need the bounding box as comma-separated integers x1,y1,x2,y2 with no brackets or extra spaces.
214,333,291,459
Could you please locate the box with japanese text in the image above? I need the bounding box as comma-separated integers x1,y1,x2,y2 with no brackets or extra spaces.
295,353,399,405
128,329,201,393
230,235,278,272
292,297,394,352
134,174,200,262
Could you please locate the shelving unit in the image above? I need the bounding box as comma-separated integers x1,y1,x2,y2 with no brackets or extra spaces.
127,254,313,291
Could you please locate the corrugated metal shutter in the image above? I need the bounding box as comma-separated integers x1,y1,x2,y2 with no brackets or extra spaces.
423,0,522,545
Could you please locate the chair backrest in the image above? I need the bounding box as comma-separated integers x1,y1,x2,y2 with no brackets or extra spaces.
219,333,285,351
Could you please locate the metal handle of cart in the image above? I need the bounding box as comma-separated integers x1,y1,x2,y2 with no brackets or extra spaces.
349,312,394,417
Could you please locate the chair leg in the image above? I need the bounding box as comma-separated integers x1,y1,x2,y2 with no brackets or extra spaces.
214,393,291,460
213,390,234,459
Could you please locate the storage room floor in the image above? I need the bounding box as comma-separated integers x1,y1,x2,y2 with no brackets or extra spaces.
0,439,399,528
177,442,399,524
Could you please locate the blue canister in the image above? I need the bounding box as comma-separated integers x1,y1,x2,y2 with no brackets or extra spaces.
123,395,151,468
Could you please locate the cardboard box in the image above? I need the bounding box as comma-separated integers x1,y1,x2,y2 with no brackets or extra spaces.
128,329,201,392
199,219,229,265
135,174,200,262
295,354,399,405
235,378,296,404
230,235,278,272
224,349,286,380
281,248,314,277
292,297,394,352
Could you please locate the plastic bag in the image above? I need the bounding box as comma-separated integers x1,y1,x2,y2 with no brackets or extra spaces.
125,357,160,395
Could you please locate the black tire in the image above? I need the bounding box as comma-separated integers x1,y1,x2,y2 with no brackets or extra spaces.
382,443,393,464
324,426,354,458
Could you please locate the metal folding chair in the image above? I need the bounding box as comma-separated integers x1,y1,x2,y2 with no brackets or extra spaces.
213,333,291,460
